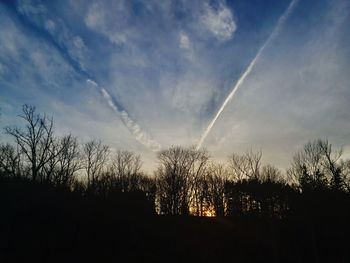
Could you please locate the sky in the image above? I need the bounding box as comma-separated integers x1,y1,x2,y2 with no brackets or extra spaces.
1,0,350,172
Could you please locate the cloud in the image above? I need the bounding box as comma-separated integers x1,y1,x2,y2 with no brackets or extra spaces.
1,0,349,173
0,4,131,144
16,0,47,16
84,2,104,28
84,1,129,45
0,61,5,75
170,73,217,115
12,1,159,152
200,2,236,41
179,31,191,50
44,19,55,32
87,79,161,152
120,111,161,152
16,0,89,70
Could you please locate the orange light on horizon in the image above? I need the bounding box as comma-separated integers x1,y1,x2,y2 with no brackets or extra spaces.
202,207,215,217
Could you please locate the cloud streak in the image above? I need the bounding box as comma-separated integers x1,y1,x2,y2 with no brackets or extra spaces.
87,79,161,151
196,0,299,150
13,1,160,152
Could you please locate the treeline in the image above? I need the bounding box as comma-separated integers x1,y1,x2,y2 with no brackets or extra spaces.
1,105,350,219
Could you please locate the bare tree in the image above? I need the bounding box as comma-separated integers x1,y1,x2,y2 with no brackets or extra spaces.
111,150,142,192
287,140,323,191
0,143,23,178
205,162,228,216
188,147,210,216
260,164,284,183
341,159,350,193
287,139,344,191
83,139,109,190
5,105,59,181
155,146,209,215
49,135,81,187
228,149,262,181
318,139,344,191
191,173,209,216
155,146,190,215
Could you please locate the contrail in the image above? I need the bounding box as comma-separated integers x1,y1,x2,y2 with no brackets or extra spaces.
196,0,299,150
87,79,161,152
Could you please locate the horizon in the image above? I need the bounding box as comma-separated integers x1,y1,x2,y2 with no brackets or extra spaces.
1,0,350,173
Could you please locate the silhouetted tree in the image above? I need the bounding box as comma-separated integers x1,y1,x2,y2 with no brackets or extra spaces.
155,146,209,215
225,150,263,216
111,150,142,192
260,164,284,183
191,173,209,216
49,135,81,187
287,139,328,191
287,139,350,193
83,139,109,191
341,159,350,193
205,162,228,216
228,149,262,181
258,165,290,218
0,143,23,178
318,139,344,191
188,148,210,216
5,105,60,181
1,105,350,262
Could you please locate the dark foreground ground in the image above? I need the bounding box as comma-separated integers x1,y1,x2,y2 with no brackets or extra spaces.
0,178,349,263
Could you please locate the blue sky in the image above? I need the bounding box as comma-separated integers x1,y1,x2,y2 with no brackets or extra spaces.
1,0,350,172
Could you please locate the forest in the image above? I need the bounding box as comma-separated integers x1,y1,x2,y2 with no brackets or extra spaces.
1,105,350,262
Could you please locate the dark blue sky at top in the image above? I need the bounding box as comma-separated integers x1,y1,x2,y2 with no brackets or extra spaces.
2,0,289,92
1,0,349,171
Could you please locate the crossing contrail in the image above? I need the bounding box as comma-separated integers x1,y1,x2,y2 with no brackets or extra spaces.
87,79,161,152
196,0,299,150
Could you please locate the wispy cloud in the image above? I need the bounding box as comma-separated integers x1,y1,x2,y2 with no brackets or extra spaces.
179,31,191,50
12,0,161,152
1,0,350,172
85,2,128,45
87,79,161,151
200,2,237,41
16,0,89,71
